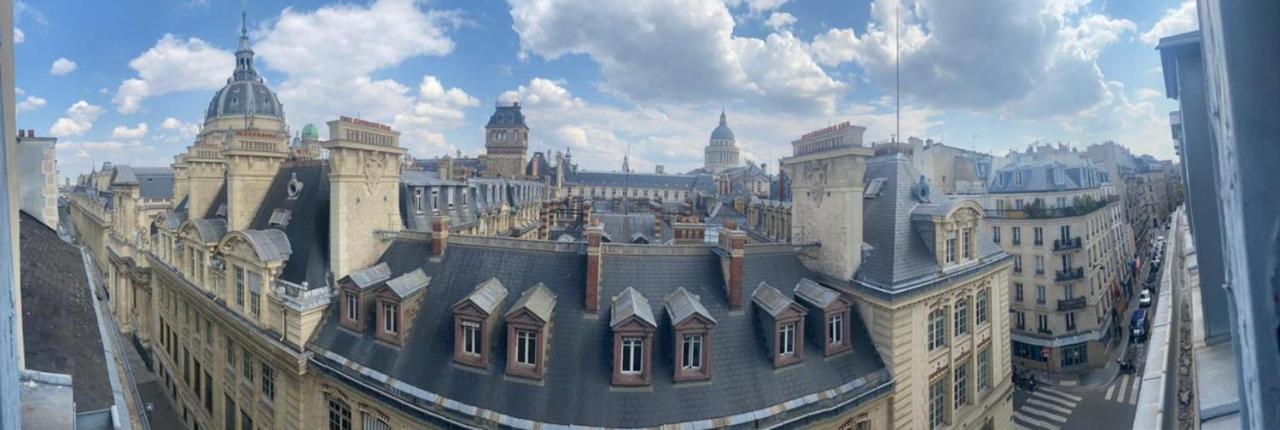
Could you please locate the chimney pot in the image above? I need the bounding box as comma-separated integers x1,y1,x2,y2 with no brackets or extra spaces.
719,225,746,310
584,222,605,313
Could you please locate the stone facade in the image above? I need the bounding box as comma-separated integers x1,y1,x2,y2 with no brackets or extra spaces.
782,144,871,279
322,117,406,277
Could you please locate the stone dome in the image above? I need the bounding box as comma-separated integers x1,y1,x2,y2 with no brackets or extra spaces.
203,15,285,124
709,111,735,143
301,123,320,140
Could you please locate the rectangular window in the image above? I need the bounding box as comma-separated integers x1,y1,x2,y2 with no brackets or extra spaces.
344,293,357,321
248,271,261,318
516,330,537,366
224,396,236,430
1012,227,1022,245
243,354,254,382
1037,314,1049,332
1034,227,1043,245
829,313,844,345
962,229,972,259
954,363,968,409
978,347,991,393
929,377,946,429
241,410,253,430
1013,255,1023,273
382,302,398,334
976,289,989,325
1061,342,1088,367
945,231,957,263
226,336,236,369
261,363,275,401
1036,285,1046,304
928,310,946,351
234,266,245,307
328,397,352,430
1066,312,1077,331
1035,256,1044,274
203,371,212,412
462,321,481,356
1015,311,1025,330
1014,283,1023,302
992,226,1001,243
681,334,703,369
621,337,644,374
954,300,969,336
779,323,796,356
363,413,391,430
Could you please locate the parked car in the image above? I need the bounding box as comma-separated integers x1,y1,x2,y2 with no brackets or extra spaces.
1139,289,1153,308
1131,309,1151,343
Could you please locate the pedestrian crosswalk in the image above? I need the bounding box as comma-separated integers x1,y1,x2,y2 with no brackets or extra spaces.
1103,374,1142,404
1013,386,1082,430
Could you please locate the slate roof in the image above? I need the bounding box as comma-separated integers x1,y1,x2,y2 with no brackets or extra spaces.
240,229,292,263
751,282,797,317
189,218,227,243
988,160,1103,194
248,163,330,288
794,278,841,308
135,167,175,199
18,212,114,413
506,283,556,322
595,212,660,243
458,278,509,314
566,170,712,191
386,268,430,298
664,287,715,325
204,183,228,220
855,155,1005,294
309,241,890,428
485,104,528,129
347,262,392,290
610,287,656,327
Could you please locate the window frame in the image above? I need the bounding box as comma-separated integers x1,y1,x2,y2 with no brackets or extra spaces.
779,323,797,356
516,329,538,367
681,333,703,370
621,336,644,375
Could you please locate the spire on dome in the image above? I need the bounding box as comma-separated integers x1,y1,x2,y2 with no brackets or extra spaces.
233,12,259,81
719,107,727,126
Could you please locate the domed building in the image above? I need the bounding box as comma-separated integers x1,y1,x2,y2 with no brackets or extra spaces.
703,110,740,173
200,16,286,133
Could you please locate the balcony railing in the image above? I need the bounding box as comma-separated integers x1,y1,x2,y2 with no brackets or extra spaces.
1055,267,1085,282
985,195,1120,219
1057,296,1087,311
1053,237,1083,252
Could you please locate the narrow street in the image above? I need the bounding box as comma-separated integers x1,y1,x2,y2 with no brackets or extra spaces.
1012,226,1168,430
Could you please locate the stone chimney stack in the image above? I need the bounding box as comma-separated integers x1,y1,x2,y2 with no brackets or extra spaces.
672,215,706,244
431,215,450,259
584,219,605,314
718,220,746,310
321,117,406,278
781,123,872,281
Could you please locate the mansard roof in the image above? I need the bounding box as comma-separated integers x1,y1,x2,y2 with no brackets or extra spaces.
309,240,890,428
248,162,330,288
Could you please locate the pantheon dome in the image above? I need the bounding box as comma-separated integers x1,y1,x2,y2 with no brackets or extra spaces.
204,17,285,125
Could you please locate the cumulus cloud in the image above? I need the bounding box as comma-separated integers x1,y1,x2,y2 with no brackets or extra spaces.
111,123,149,139
494,77,939,173
161,117,200,138
392,76,481,156
810,0,1133,119
17,96,46,112
1140,0,1197,45
14,28,23,44
764,12,796,31
113,34,233,113
50,57,77,75
508,0,845,114
49,101,103,137
724,0,790,13
253,0,466,145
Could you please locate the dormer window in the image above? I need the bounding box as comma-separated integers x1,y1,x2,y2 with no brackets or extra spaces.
414,188,425,213
337,263,393,333
505,284,556,380
610,287,656,386
665,287,716,381
794,279,851,357
753,282,808,367
945,231,957,263
381,302,398,334
374,269,429,347
828,313,844,345
344,292,358,321
452,278,508,369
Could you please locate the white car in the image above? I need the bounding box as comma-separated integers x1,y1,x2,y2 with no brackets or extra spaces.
1139,289,1153,308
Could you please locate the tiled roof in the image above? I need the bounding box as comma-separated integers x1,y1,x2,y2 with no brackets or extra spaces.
19,212,114,413
309,242,890,428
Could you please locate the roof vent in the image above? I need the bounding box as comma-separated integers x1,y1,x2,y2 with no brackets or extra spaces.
269,209,292,227
912,175,931,203
863,177,886,199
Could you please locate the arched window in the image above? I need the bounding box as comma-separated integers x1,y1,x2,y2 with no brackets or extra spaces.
327,396,351,430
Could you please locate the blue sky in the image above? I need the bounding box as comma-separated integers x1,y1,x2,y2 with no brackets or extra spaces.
13,0,1198,180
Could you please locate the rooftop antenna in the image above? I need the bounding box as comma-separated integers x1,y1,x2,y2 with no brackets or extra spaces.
895,0,901,144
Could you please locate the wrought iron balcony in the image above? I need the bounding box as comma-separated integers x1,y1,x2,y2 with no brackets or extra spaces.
1055,267,1085,282
985,195,1120,220
1053,237,1083,252
1057,296,1087,311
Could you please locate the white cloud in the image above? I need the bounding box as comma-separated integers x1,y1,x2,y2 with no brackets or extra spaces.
17,96,46,112
14,28,23,44
508,0,844,114
811,0,1133,119
494,77,939,173
49,101,103,137
1140,0,1197,45
392,76,481,156
111,123,149,139
1062,81,1177,158
50,57,77,75
764,12,796,31
160,117,200,138
724,0,790,13
253,0,464,137
113,34,233,113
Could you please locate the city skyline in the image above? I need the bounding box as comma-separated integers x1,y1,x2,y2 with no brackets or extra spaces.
14,0,1194,181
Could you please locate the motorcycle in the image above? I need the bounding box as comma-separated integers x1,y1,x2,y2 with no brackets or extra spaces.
1117,359,1136,374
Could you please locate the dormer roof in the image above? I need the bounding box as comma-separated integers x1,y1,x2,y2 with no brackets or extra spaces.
455,278,508,315
610,287,656,328
793,278,843,309
664,287,716,325
385,268,430,299
751,282,800,318
346,262,392,290
506,283,556,323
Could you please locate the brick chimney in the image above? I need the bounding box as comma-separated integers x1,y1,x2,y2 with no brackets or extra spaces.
718,220,746,310
584,219,605,314
431,215,450,259
673,215,706,244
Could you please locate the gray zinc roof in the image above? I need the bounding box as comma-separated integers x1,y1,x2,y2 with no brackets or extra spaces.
664,287,716,325
794,278,842,308
458,278,508,315
241,229,292,263
348,262,392,290
751,282,797,317
387,268,431,299
189,218,227,243
610,286,656,327
506,283,557,322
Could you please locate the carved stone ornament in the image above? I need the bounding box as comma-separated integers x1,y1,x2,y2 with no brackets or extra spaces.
287,172,304,199
361,152,384,194
804,160,830,206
